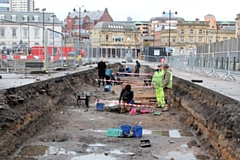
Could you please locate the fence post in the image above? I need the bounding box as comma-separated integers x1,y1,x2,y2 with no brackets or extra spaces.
220,52,236,81
208,53,219,77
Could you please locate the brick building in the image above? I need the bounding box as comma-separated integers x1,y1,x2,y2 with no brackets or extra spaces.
63,8,113,39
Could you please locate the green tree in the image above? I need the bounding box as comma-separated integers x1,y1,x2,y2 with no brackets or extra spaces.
144,41,150,47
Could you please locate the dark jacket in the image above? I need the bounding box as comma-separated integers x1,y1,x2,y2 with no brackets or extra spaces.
97,61,106,76
119,85,134,103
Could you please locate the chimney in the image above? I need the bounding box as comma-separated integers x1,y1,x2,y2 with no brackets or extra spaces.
195,18,199,23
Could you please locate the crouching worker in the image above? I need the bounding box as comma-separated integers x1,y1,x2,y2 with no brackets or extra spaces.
119,84,134,114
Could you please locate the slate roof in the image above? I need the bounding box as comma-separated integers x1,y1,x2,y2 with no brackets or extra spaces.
221,26,236,31
68,10,104,21
150,16,184,22
0,11,61,24
93,22,139,31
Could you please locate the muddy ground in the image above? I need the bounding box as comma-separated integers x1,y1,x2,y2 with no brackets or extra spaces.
9,64,211,160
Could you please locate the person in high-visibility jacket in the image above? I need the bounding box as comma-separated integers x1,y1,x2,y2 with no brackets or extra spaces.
162,64,173,112
151,64,165,108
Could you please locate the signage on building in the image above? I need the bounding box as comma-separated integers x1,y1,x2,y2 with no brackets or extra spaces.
154,49,160,55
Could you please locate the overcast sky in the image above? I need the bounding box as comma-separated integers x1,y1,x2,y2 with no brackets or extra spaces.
35,0,240,22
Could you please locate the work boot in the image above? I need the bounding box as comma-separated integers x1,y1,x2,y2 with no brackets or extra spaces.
162,104,170,112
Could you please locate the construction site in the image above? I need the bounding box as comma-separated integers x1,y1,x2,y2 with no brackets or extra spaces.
0,60,240,160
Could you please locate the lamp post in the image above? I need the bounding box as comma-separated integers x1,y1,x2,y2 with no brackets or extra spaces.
41,8,46,46
73,5,84,55
163,9,177,50
51,14,56,54
22,16,30,47
216,24,222,42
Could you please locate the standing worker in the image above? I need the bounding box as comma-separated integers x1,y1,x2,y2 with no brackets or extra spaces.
97,57,106,87
151,64,165,108
162,64,172,112
134,60,141,77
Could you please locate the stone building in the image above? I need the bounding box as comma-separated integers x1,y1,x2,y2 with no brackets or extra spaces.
235,13,240,38
157,18,236,54
90,22,141,58
0,11,62,48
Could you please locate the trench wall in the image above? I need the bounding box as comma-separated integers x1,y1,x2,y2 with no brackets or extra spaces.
0,68,97,159
0,65,240,160
172,76,240,160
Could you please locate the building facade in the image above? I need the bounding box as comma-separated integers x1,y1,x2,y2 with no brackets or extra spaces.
0,0,11,11
63,8,113,40
11,0,34,12
158,18,236,54
235,13,240,38
0,11,62,48
90,22,141,57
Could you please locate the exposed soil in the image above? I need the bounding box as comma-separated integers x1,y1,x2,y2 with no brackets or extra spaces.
7,63,211,160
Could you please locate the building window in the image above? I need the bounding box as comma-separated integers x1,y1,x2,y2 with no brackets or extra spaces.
23,29,28,37
11,15,17,21
180,36,184,43
190,29,193,34
199,30,202,34
12,28,16,37
106,35,108,42
180,29,184,34
0,14,4,19
23,15,28,22
189,37,194,43
127,36,131,42
113,36,124,42
33,16,38,22
172,37,176,42
34,28,39,37
0,29,5,37
198,36,203,43
223,37,227,41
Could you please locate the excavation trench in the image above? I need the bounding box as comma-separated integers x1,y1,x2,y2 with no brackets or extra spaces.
0,63,239,159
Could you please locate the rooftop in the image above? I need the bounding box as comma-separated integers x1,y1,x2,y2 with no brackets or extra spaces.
93,22,139,31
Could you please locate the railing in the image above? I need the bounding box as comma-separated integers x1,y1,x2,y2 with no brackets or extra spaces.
167,51,240,81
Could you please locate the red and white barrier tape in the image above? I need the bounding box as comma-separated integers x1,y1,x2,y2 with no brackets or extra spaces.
116,72,153,76
131,85,154,89
95,79,124,83
95,99,154,108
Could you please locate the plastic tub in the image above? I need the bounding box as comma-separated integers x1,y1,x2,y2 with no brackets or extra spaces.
104,85,111,92
96,103,104,111
132,125,143,138
106,128,122,137
120,124,131,134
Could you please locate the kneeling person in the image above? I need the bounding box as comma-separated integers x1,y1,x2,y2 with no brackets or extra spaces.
119,85,134,113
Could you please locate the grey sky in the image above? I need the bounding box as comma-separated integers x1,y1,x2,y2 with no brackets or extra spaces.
35,0,240,22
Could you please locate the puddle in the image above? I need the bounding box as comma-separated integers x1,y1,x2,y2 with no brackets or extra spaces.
109,149,135,155
88,143,106,147
165,151,197,160
89,129,106,133
71,154,116,160
90,117,105,121
169,130,181,138
152,131,169,136
44,146,77,156
143,130,152,135
19,146,77,157
181,144,188,148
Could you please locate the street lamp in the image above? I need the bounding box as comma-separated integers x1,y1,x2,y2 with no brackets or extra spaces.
73,5,84,42
51,14,56,55
22,16,30,48
216,23,222,42
163,9,177,50
41,8,46,46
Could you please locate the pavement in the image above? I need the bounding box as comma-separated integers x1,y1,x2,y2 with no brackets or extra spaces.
1,59,240,102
